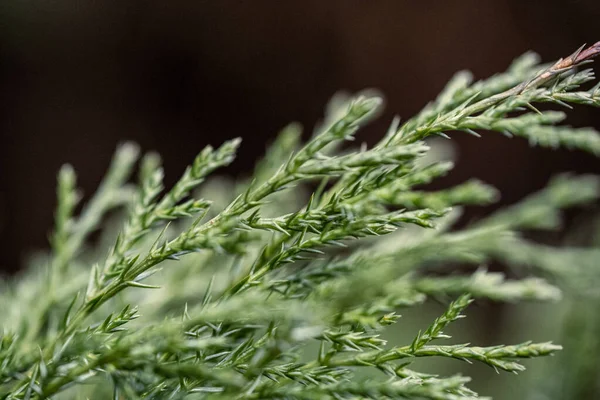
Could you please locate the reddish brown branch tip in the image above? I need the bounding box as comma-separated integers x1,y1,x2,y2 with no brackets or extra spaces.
575,41,600,64
557,41,600,69
534,41,600,83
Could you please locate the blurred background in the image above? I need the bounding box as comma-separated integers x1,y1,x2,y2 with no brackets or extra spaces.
1,1,599,398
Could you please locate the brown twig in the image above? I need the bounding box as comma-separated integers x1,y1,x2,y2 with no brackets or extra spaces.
460,41,600,117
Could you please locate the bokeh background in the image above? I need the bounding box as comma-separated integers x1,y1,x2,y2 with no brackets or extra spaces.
1,1,600,398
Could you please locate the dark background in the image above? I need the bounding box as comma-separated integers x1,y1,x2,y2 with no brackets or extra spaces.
1,0,600,273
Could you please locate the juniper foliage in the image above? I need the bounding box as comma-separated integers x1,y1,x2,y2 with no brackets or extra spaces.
1,43,600,399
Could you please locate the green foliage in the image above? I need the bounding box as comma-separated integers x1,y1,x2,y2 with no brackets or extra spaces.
1,43,600,399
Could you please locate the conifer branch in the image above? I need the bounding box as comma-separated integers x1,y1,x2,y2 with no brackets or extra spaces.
1,42,600,400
